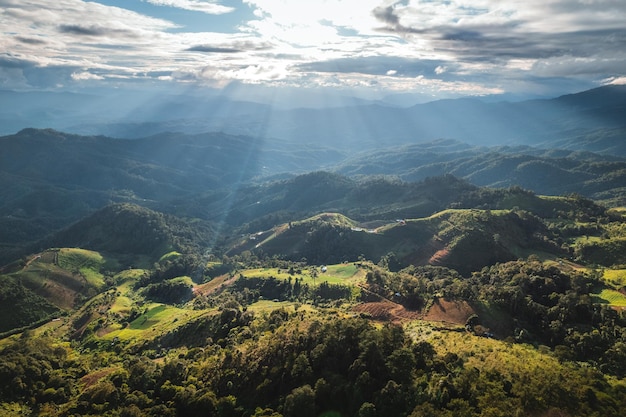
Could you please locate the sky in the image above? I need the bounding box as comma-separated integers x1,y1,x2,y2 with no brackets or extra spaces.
1,0,626,101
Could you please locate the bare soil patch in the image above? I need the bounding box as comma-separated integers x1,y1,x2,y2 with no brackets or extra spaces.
194,274,237,296
352,297,476,326
424,298,476,325
352,301,422,322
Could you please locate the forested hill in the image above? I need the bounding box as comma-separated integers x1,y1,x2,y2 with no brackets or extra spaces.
332,139,626,205
1,127,625,256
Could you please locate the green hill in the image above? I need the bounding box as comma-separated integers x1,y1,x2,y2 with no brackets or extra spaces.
0,248,113,335
230,207,562,275
38,203,213,261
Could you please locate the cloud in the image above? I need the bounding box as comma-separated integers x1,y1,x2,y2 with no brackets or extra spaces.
15,36,47,45
71,71,105,81
58,24,137,37
0,0,624,97
0,54,35,69
143,0,234,15
186,40,272,53
604,76,626,85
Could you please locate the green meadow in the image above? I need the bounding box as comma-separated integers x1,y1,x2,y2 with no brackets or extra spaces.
593,288,626,307
239,263,362,286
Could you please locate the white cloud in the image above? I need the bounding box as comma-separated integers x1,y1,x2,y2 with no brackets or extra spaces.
0,0,624,97
71,71,105,80
143,0,234,15
604,76,626,85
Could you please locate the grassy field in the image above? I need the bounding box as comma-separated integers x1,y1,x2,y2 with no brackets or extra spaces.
603,269,626,288
239,263,363,287
57,248,108,288
101,304,206,342
109,269,148,314
246,299,316,313
158,251,182,262
593,288,626,307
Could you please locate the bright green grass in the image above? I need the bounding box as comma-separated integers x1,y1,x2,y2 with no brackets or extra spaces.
240,263,361,287
101,304,205,342
109,269,148,314
603,269,626,288
240,268,294,280
247,299,315,313
593,288,626,307
57,248,106,288
159,251,182,262
322,263,357,278
57,248,103,269
80,268,105,289
168,276,193,285
294,212,356,228
109,295,133,314
113,269,147,284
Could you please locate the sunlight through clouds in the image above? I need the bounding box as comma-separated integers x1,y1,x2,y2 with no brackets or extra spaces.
0,0,624,97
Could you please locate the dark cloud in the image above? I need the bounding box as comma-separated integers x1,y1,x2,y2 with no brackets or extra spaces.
372,5,422,34
434,28,626,65
58,24,136,38
372,3,626,70
186,40,272,54
59,24,109,36
15,36,47,45
372,6,400,27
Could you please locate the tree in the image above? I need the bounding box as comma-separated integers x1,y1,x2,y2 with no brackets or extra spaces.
358,402,377,417
283,385,316,417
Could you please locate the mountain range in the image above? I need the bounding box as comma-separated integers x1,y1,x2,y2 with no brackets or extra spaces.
2,85,625,150
2,84,626,261
2,85,626,417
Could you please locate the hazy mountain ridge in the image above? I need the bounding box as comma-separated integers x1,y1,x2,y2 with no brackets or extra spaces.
2,85,625,152
333,139,626,204
2,123,626,264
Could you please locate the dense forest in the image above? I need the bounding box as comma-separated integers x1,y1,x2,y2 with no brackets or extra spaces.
2,175,626,416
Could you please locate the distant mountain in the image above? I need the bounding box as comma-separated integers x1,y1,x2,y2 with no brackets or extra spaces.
332,139,626,205
0,128,342,254
2,85,625,154
2,127,626,264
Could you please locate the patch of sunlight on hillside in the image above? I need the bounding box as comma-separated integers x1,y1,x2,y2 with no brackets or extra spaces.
101,304,205,342
604,269,626,288
593,288,626,307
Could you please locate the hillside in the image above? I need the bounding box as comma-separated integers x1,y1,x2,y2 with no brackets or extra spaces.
226,192,605,275
2,219,626,416
333,139,626,205
2,126,626,264
0,248,111,335
1,83,626,416
1,176,626,416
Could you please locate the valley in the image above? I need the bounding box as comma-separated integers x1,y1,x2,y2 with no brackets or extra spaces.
2,184,626,415
1,85,626,416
